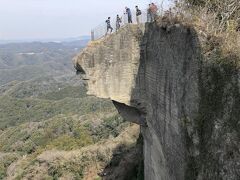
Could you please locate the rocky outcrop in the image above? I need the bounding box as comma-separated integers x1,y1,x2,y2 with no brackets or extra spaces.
74,25,143,104
74,24,240,180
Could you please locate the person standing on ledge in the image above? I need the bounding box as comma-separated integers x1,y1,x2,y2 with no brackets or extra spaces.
116,15,122,31
105,17,113,35
151,3,158,21
135,6,142,24
147,4,153,22
125,7,132,23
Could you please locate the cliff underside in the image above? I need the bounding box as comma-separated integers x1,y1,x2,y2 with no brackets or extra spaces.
74,24,240,180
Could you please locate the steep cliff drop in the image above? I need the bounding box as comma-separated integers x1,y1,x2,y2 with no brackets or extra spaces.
74,24,240,180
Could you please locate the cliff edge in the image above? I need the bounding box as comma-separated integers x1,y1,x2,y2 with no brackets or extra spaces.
74,24,240,180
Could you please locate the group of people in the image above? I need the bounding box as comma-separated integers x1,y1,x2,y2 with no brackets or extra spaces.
106,3,158,35
105,6,142,35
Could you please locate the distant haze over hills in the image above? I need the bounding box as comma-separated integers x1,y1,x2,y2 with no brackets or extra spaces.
0,39,89,85
0,35,90,45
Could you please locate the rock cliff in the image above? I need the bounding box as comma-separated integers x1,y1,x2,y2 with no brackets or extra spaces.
74,24,240,180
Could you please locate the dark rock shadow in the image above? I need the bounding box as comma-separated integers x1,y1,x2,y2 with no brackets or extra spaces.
128,21,203,180
127,20,240,180
99,135,144,180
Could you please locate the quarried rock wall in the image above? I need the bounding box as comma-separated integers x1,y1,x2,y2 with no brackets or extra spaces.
74,24,240,180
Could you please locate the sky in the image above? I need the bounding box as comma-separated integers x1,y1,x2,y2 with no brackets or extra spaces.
0,0,171,41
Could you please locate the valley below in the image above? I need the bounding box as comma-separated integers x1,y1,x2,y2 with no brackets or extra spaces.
0,41,141,180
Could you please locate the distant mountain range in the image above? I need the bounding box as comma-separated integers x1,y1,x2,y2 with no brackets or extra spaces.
0,39,89,85
0,35,90,45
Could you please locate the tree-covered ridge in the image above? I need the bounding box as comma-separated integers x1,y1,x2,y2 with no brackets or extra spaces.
0,77,136,179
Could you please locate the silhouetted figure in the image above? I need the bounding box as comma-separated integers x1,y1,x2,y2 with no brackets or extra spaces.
135,6,142,24
105,17,113,35
151,3,158,21
116,15,122,31
125,7,132,23
147,4,153,22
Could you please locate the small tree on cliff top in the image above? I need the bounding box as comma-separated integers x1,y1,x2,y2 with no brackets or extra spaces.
171,0,240,60
174,0,240,32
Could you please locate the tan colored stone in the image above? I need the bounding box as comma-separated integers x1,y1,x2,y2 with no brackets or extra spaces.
74,25,144,105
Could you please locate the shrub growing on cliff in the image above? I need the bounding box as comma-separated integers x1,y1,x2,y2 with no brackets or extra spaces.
171,0,240,62
46,128,93,151
0,154,19,179
174,0,239,32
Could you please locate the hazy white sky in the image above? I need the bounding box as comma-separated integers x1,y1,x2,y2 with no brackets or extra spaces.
0,0,171,40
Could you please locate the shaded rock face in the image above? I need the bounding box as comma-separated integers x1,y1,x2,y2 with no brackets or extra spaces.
74,24,240,180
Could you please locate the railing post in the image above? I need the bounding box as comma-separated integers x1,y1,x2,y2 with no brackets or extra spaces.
91,30,94,41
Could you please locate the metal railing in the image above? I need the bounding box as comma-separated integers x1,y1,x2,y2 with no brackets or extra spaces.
91,10,149,41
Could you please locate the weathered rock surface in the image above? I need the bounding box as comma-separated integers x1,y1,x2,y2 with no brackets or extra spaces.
74,24,240,180
74,25,143,104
